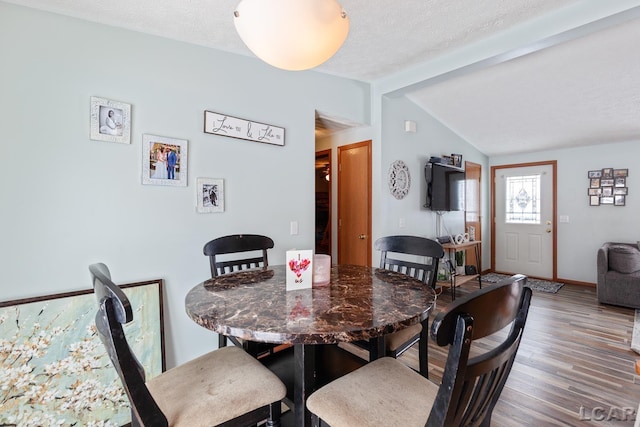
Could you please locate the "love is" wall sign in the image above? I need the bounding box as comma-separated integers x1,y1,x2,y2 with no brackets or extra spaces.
204,110,285,146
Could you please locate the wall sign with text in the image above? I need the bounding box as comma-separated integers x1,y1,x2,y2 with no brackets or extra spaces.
204,110,285,146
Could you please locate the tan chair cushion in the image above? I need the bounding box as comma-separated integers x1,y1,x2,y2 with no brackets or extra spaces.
385,323,421,352
147,346,286,427
306,357,438,427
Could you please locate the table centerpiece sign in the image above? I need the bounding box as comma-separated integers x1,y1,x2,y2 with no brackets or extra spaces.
286,250,313,291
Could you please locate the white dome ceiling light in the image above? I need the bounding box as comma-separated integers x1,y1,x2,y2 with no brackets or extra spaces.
233,0,349,71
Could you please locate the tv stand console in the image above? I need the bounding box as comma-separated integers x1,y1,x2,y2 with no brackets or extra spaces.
438,240,481,300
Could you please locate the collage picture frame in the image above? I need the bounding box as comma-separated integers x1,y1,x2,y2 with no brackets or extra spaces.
587,168,628,207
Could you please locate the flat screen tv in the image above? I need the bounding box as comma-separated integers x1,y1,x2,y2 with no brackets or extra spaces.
425,162,465,211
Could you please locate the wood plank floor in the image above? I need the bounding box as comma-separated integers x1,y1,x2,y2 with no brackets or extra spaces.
397,281,640,426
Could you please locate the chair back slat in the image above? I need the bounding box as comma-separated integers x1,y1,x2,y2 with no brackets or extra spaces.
427,274,532,427
203,234,274,278
375,235,445,287
90,263,168,426
431,274,528,345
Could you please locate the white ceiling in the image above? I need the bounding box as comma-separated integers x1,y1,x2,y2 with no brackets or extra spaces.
8,0,640,156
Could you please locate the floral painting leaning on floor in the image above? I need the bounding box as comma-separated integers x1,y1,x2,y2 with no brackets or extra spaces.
0,281,163,427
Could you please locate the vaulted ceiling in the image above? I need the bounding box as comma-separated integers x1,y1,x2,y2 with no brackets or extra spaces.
8,0,640,156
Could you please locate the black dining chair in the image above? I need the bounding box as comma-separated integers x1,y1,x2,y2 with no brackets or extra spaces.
306,274,532,427
203,234,280,356
90,262,286,427
362,235,444,377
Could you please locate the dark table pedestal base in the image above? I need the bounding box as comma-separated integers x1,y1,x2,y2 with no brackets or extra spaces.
260,343,367,426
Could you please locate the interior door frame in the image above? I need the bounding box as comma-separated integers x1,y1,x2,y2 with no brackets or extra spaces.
337,140,372,266
491,160,557,280
464,161,482,272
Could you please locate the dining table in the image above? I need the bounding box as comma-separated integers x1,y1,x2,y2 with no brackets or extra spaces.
185,263,437,427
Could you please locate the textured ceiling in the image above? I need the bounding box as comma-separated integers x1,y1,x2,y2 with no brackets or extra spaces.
407,12,640,156
7,0,640,156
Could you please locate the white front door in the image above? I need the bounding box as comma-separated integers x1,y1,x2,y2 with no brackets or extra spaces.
494,163,555,279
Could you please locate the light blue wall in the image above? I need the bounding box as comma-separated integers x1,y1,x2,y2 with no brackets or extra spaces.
491,141,640,284
379,96,490,269
0,2,370,367
5,1,634,370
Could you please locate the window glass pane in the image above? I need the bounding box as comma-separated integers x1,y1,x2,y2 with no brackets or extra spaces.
505,174,540,224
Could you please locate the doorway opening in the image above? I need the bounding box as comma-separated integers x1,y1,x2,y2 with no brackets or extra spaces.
315,150,331,256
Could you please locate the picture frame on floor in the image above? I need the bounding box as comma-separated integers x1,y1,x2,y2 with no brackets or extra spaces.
90,96,131,144
142,134,188,186
0,280,165,427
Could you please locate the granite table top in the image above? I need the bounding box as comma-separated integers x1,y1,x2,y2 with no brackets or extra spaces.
185,264,436,345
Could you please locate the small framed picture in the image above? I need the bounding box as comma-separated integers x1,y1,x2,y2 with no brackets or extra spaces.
588,170,602,178
90,96,131,144
613,187,628,195
588,188,602,196
590,195,600,206
590,178,600,188
601,187,613,197
614,177,626,187
600,179,614,187
451,153,463,168
613,168,628,178
441,155,454,166
601,196,614,205
602,168,614,179
614,195,626,206
197,178,224,213
142,134,188,186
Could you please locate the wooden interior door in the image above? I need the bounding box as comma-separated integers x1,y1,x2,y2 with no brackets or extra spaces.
465,161,481,272
337,141,371,266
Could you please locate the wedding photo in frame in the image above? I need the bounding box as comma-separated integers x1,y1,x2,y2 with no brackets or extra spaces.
90,96,131,144
142,134,188,186
197,177,224,213
0,279,165,426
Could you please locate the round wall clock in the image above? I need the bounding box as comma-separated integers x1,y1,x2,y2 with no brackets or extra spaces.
388,160,410,199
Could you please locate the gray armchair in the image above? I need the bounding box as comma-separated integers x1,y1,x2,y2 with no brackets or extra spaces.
597,242,640,309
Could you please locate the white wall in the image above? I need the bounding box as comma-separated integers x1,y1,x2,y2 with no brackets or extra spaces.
0,2,370,367
491,140,640,283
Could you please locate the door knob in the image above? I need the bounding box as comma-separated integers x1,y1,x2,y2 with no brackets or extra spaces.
359,234,367,240
546,229,551,233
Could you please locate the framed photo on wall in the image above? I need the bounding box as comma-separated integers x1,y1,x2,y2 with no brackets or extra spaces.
90,96,131,144
142,134,188,186
197,178,224,213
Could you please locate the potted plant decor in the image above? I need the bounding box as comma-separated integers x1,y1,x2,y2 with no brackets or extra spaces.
455,251,465,276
